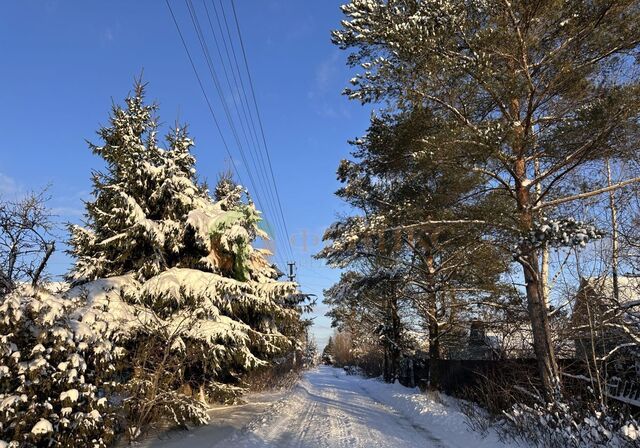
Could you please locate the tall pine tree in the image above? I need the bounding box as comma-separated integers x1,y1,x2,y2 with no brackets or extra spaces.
332,0,640,398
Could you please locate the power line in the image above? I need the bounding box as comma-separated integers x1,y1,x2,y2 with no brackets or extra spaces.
205,0,292,263
164,0,243,186
185,0,290,267
213,0,279,221
229,0,295,263
209,0,294,263
166,0,290,268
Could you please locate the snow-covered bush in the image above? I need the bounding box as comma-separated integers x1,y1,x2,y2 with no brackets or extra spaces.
0,286,120,447
343,365,364,376
122,358,209,441
242,351,306,394
500,400,640,447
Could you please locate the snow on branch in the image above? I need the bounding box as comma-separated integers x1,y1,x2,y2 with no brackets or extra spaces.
533,176,640,211
514,217,603,258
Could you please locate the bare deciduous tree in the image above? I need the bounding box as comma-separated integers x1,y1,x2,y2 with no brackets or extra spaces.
0,191,56,294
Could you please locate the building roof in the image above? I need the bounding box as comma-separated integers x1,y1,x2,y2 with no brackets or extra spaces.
571,276,640,328
579,276,640,305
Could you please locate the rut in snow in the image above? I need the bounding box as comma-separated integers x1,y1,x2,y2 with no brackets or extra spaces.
144,366,517,448
229,366,444,448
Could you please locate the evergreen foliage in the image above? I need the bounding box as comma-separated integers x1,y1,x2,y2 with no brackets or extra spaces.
321,337,335,365
318,106,513,377
0,286,119,447
328,0,640,398
0,80,310,445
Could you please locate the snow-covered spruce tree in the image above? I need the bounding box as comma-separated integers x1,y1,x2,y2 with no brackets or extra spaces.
66,81,308,440
0,286,120,447
321,337,334,365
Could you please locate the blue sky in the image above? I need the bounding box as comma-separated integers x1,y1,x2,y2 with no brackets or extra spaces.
0,1,372,348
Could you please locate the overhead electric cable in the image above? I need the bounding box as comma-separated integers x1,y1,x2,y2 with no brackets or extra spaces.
186,0,290,265
165,0,243,185
212,0,277,212
227,0,296,262
166,0,290,268
205,0,292,263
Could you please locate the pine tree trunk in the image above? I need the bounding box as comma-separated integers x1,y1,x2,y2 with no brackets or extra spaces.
540,246,550,306
389,293,401,382
382,292,401,383
382,345,390,382
510,89,560,399
535,159,550,307
515,156,560,399
428,299,439,360
606,158,620,302
423,252,441,391
425,254,440,360
522,249,560,398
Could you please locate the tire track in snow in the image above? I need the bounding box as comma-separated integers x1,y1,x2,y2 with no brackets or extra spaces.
326,368,444,447
351,379,446,448
292,397,320,447
227,366,447,447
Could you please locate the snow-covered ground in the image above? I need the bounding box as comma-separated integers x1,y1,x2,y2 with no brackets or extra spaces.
142,365,519,447
135,390,289,448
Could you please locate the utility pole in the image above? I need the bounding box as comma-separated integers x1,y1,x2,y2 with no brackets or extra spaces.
287,261,296,282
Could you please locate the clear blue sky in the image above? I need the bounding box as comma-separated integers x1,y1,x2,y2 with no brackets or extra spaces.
0,1,372,349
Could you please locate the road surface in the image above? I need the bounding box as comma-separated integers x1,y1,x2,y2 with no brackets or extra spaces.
226,366,443,447
145,366,506,448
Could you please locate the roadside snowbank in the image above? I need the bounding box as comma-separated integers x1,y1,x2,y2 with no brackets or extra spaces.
338,369,523,448
136,390,290,447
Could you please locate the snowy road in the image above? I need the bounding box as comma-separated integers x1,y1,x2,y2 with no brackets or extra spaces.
230,366,444,448
146,366,513,448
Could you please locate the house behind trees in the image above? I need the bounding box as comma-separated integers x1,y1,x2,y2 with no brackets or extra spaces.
572,276,640,365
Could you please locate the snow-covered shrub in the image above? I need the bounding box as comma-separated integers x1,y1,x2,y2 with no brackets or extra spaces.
343,365,364,376
459,398,495,435
0,286,120,447
500,400,640,447
457,369,640,447
242,351,306,394
122,365,209,442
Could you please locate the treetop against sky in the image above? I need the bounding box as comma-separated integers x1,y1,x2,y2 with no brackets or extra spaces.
0,1,371,348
